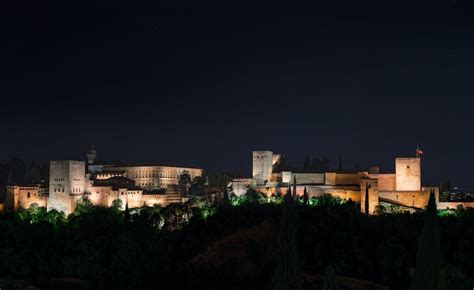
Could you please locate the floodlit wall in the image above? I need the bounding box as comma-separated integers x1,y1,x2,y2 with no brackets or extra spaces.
5,185,47,211
232,178,252,196
110,166,202,190
378,187,439,209
438,202,474,210
396,158,421,191
48,160,85,214
292,173,325,185
325,173,359,185
252,151,274,185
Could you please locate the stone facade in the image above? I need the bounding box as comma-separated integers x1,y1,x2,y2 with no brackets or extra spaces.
395,158,421,191
106,165,202,190
4,154,203,215
48,160,85,214
252,151,274,185
234,150,451,214
5,185,48,212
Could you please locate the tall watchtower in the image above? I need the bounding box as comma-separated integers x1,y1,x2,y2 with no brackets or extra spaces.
252,151,274,185
395,158,421,191
48,160,85,214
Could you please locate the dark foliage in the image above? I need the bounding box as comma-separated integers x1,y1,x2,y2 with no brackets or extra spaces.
0,196,473,290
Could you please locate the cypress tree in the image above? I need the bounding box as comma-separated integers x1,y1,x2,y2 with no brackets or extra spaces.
365,184,369,215
303,186,309,206
322,264,339,290
124,202,130,224
293,176,297,198
411,190,441,290
272,189,301,290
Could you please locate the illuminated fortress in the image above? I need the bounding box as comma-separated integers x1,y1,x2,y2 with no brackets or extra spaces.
232,150,471,213
5,147,203,215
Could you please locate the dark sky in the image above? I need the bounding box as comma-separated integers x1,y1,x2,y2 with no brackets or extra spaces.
1,0,473,186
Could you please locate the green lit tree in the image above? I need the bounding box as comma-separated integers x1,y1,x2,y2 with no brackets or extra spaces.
111,198,123,211
271,191,301,290
411,190,441,290
322,264,339,290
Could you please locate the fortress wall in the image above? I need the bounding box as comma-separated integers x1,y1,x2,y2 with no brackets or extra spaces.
325,173,359,185
142,194,167,207
396,158,421,191
260,185,360,203
368,174,396,191
378,187,439,209
292,173,325,184
252,151,273,184
6,186,48,211
438,202,474,210
48,160,85,214
323,188,361,203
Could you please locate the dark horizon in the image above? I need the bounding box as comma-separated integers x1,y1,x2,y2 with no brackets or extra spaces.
1,0,473,187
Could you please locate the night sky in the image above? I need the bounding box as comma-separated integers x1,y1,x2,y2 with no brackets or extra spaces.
1,0,473,186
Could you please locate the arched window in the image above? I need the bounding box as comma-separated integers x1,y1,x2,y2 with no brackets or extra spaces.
27,192,31,198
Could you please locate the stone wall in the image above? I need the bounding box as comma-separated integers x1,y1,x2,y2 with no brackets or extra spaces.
5,185,48,211
378,187,439,209
109,165,202,190
292,173,324,185
252,151,274,185
48,160,85,214
325,173,359,185
395,158,421,191
437,202,474,210
368,173,396,191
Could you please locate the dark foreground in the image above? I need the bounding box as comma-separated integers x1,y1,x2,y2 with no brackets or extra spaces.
0,196,473,290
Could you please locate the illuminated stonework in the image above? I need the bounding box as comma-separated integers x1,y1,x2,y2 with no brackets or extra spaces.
231,150,445,214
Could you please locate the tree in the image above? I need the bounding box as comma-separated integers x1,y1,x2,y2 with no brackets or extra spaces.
322,264,340,290
178,171,192,193
271,190,301,290
411,190,441,290
303,186,309,206
111,198,123,211
365,185,369,215
124,202,130,224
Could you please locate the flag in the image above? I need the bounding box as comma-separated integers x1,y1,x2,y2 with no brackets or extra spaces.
416,144,424,157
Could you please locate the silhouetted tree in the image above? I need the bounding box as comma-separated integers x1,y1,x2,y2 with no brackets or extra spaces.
322,264,339,290
303,186,309,206
124,202,130,224
293,176,297,198
411,190,441,290
365,185,369,215
272,191,301,290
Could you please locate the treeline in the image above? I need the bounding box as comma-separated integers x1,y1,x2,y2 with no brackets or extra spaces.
0,193,473,290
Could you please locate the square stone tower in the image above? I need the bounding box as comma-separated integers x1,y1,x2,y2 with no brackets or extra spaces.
48,160,85,214
252,151,274,185
395,158,421,191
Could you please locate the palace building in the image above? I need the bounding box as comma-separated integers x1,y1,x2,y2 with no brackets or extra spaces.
3,147,203,215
